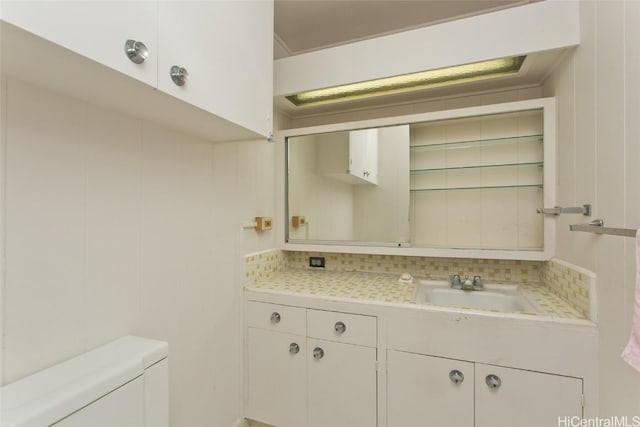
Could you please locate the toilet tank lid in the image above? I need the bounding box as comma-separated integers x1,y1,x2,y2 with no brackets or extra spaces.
0,336,168,427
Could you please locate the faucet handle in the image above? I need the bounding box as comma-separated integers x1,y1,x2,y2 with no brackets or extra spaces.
450,274,462,289
473,275,484,289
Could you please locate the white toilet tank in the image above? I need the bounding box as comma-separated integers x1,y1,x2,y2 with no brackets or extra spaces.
0,336,169,427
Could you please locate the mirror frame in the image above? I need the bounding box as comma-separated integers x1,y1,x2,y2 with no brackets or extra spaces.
275,98,556,261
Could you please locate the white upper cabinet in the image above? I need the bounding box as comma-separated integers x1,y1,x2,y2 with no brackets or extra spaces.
157,1,273,137
316,129,379,185
0,1,159,87
0,1,273,139
348,129,378,184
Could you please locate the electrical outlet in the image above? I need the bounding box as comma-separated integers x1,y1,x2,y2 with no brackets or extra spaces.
309,256,325,268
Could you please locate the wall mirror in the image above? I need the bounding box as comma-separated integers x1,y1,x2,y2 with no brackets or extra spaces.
286,125,411,246
282,99,556,260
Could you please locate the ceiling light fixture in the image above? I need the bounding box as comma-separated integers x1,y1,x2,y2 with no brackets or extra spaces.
286,56,526,107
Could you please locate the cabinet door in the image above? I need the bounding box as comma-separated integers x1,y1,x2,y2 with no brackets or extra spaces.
307,338,377,427
0,1,158,87
363,129,378,184
475,364,582,427
158,1,273,137
349,130,368,180
246,328,306,427
349,129,378,184
387,350,474,427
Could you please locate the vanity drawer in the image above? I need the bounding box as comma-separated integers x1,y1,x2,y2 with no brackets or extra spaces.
307,309,377,347
247,301,306,335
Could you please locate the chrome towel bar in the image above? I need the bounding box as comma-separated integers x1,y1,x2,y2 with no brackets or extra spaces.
569,219,637,238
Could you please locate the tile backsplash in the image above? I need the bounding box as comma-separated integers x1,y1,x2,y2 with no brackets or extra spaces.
285,251,543,284
244,249,595,321
542,258,595,320
244,249,287,282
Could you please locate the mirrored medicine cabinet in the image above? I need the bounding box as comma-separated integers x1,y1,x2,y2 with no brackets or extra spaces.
281,98,556,260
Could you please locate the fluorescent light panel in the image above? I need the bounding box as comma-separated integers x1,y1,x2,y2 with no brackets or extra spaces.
286,56,526,107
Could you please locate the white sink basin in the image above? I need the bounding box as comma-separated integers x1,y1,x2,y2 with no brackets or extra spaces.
414,280,541,313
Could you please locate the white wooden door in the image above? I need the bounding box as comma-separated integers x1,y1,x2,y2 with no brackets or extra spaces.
158,1,273,137
475,364,583,427
0,1,158,87
246,328,307,427
307,338,377,427
387,350,474,427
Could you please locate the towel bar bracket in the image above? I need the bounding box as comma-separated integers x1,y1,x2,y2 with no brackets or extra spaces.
537,204,591,216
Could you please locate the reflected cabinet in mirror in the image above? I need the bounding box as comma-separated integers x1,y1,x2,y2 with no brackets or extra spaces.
283,99,556,259
287,125,411,246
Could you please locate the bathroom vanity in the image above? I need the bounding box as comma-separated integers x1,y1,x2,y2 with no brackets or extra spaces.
243,267,597,427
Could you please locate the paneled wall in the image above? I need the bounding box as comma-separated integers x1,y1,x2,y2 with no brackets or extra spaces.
542,0,640,415
0,77,277,427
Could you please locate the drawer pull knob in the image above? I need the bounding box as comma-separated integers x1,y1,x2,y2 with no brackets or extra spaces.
289,343,300,354
170,65,189,86
449,370,464,385
334,321,347,334
313,347,324,360
485,374,502,389
124,39,148,64
270,312,281,324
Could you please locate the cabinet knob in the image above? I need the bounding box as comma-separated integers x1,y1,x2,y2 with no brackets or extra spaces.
270,312,281,324
124,40,148,64
289,342,300,354
170,65,189,86
313,347,324,360
449,370,464,385
334,321,346,335
485,374,502,389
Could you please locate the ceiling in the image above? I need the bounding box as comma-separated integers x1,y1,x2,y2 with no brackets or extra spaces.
273,0,563,119
274,0,536,58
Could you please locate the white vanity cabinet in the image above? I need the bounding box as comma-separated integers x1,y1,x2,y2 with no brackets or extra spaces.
245,301,378,427
387,350,583,427
387,351,474,427
474,364,582,427
246,328,307,427
0,1,159,87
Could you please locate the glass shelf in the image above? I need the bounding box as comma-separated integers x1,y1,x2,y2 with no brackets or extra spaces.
410,162,543,174
409,134,543,151
410,184,543,193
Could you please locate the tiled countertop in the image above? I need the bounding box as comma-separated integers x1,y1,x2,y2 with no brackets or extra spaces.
245,268,586,320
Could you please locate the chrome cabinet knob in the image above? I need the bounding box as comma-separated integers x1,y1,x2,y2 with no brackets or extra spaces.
270,312,281,324
485,374,502,389
449,370,464,385
124,39,148,64
289,343,300,354
334,321,346,335
170,65,189,86
313,347,324,360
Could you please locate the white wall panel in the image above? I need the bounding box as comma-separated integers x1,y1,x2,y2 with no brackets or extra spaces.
542,0,640,416
0,77,278,426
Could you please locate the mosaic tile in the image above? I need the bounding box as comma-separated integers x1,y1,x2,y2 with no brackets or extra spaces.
243,250,592,321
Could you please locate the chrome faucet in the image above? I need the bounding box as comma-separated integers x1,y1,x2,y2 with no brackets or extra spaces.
450,274,484,291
